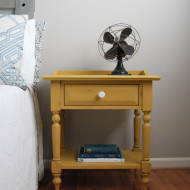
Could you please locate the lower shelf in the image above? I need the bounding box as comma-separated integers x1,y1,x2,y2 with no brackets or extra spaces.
60,149,142,170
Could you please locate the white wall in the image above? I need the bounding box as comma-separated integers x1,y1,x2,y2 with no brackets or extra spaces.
35,0,190,159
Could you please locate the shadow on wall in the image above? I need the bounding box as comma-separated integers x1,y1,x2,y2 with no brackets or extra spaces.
65,110,134,151
37,83,52,159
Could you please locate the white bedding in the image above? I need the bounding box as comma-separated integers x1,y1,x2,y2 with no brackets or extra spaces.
0,86,44,190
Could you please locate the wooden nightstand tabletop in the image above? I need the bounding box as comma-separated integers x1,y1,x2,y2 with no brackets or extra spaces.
43,70,161,81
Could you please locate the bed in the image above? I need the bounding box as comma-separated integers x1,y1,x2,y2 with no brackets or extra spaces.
0,1,44,190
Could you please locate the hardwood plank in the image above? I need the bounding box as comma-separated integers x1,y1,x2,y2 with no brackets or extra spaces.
178,169,190,188
39,168,190,190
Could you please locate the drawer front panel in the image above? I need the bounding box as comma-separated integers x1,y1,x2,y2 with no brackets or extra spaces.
65,85,139,106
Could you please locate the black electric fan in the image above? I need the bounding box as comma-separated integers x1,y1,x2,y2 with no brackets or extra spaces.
98,23,141,75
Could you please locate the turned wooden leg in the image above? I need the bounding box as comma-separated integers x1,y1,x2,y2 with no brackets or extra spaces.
60,110,66,151
133,109,141,152
141,111,151,190
52,111,61,190
142,172,150,190
53,173,61,190
133,109,141,175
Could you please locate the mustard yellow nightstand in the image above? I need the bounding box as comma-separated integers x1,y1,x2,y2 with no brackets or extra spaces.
43,70,161,190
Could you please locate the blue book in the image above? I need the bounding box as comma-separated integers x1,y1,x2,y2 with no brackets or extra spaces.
78,149,125,162
84,144,117,154
78,147,121,158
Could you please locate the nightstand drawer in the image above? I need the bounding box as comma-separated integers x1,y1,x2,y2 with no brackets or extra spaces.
65,85,139,106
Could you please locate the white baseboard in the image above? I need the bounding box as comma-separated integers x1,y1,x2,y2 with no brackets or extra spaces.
44,157,190,170
151,157,190,168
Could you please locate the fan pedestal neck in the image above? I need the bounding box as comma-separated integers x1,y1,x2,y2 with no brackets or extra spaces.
111,57,130,75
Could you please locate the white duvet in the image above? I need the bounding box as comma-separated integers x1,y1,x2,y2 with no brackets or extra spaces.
0,86,44,190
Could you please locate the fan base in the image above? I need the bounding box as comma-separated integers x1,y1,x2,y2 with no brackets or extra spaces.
111,61,131,75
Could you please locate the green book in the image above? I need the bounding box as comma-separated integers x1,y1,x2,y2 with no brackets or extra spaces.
84,144,117,154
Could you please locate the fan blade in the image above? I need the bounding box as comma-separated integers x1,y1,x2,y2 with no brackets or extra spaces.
103,32,115,44
120,28,132,41
119,41,135,55
104,44,119,59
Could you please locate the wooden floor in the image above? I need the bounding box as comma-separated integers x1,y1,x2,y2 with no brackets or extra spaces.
38,168,190,190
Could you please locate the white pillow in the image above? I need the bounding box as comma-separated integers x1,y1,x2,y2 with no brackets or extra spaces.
21,19,36,87
21,20,46,90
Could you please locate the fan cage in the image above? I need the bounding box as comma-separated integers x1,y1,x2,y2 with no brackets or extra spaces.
98,23,141,63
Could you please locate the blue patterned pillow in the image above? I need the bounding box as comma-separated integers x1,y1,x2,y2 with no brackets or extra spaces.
0,15,28,90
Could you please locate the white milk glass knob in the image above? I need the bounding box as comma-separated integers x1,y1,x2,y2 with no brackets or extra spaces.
99,91,105,99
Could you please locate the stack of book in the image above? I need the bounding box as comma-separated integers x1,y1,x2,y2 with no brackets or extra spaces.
77,144,125,162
